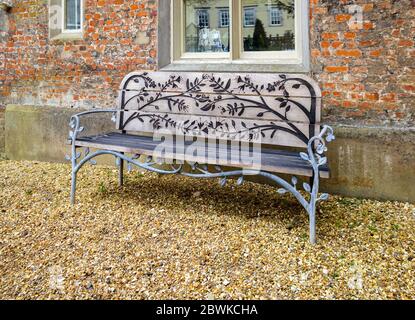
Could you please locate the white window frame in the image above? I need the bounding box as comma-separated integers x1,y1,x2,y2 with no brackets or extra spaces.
218,9,230,28
170,0,310,71
243,7,256,27
269,7,283,26
62,0,83,34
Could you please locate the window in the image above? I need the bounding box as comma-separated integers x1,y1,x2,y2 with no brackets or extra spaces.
243,7,256,27
49,0,83,40
219,9,229,28
269,7,283,26
170,0,309,71
63,0,82,32
197,9,209,28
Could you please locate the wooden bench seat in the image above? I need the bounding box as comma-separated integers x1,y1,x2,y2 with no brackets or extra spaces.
75,132,329,178
67,71,335,244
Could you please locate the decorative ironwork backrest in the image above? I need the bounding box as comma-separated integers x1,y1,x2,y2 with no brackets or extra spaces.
117,72,322,148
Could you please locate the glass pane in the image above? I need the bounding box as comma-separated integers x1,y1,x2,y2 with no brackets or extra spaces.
76,0,81,28
65,0,81,30
242,0,295,52
184,0,230,53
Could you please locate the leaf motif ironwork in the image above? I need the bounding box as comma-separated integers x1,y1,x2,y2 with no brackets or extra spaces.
120,73,319,146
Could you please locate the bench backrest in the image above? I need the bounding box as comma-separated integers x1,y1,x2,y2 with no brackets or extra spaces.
117,72,322,148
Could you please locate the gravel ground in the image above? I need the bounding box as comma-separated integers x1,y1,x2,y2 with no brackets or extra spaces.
0,160,414,300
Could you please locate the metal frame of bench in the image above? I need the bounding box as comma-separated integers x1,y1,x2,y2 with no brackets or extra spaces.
67,72,335,244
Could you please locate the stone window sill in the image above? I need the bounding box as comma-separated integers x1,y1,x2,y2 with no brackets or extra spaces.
50,32,84,42
161,61,310,73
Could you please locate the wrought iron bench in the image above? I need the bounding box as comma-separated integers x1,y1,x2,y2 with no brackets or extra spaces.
67,72,335,244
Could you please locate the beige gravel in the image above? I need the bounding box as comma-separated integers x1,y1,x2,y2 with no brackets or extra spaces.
0,160,414,300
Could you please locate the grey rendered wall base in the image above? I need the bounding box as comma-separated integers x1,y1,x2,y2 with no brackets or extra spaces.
5,105,116,164
5,105,415,203
322,125,415,203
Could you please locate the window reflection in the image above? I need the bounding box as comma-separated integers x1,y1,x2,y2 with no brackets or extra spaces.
185,0,230,53
242,0,295,52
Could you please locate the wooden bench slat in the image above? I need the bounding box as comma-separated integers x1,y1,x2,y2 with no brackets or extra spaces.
120,72,322,98
74,133,329,178
75,133,310,165
120,91,320,124
118,111,314,148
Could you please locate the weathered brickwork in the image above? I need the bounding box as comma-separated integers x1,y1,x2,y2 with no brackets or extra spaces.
0,0,158,109
311,0,415,125
0,0,414,126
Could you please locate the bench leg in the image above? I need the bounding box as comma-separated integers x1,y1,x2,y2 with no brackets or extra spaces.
118,153,124,187
70,144,78,206
309,173,316,244
309,199,317,245
70,171,77,205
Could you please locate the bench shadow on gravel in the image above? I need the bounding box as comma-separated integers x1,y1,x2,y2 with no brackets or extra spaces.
99,172,332,230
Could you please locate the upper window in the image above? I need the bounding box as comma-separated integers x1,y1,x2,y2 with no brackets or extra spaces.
197,9,210,28
172,0,308,69
219,9,230,28
243,7,256,27
269,7,283,26
63,0,82,32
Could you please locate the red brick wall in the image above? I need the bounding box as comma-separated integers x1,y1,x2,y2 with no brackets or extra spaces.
0,0,414,126
311,0,414,125
0,0,158,108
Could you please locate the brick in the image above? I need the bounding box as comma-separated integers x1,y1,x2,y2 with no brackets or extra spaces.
402,85,415,92
325,66,349,73
322,32,338,40
369,49,381,57
335,49,362,57
365,92,379,101
381,93,396,102
398,40,414,47
344,32,356,40
335,14,352,23
321,41,330,48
